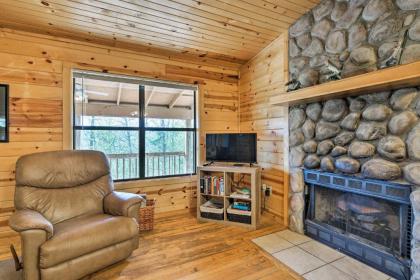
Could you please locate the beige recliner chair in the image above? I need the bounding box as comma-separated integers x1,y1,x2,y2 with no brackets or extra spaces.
9,150,144,280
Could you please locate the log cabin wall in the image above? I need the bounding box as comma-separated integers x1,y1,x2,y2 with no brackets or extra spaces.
0,28,239,232
239,35,289,223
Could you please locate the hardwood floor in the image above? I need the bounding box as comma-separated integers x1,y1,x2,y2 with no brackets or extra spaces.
0,210,301,280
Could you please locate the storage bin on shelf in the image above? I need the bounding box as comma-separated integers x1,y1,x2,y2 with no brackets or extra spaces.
227,205,251,224
200,200,224,220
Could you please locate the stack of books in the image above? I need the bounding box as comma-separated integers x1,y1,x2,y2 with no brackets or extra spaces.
232,201,251,211
200,176,224,195
230,187,251,199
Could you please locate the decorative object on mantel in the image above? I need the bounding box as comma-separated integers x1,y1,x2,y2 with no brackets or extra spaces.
288,0,420,91
285,79,301,92
271,61,420,106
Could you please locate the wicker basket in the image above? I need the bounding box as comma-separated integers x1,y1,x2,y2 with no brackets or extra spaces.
138,198,156,231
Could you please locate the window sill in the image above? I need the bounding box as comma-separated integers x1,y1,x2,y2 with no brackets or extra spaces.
114,173,197,187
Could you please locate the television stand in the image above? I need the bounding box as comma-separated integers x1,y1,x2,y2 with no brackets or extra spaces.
197,165,261,229
203,161,214,166
233,163,244,167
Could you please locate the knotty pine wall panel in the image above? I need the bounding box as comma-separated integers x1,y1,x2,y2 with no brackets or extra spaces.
239,35,288,222
0,28,239,231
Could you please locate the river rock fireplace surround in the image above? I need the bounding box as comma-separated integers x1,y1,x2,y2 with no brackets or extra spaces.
287,88,420,280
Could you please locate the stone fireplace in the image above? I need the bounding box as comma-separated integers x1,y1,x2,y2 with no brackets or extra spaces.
304,169,412,279
286,0,420,279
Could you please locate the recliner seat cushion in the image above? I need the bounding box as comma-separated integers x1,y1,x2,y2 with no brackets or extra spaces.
39,214,138,268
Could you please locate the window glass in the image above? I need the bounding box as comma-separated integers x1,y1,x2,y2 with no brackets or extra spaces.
75,130,139,180
74,77,139,127
144,85,194,128
145,131,195,177
73,73,197,181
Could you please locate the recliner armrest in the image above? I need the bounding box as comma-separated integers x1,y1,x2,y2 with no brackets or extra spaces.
104,191,145,219
9,209,53,238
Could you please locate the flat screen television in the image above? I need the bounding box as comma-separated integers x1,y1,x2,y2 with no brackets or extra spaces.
206,133,257,163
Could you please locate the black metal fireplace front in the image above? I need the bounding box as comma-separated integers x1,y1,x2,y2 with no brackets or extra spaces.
303,169,412,280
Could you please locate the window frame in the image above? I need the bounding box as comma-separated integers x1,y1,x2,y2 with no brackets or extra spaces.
72,76,197,182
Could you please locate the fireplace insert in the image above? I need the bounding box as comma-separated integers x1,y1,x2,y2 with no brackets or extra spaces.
304,170,412,280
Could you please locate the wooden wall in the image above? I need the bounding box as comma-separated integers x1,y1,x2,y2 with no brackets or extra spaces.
239,35,289,222
0,28,239,232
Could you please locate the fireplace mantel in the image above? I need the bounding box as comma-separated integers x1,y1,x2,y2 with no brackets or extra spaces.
270,61,420,106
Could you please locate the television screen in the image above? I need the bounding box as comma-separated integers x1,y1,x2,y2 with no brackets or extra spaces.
206,133,257,163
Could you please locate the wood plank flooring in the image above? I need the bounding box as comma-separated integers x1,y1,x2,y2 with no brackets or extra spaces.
0,209,301,279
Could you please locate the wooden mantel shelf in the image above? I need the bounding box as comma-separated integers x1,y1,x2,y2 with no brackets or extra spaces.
270,61,420,106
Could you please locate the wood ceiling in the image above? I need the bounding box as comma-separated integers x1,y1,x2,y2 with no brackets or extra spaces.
0,0,319,64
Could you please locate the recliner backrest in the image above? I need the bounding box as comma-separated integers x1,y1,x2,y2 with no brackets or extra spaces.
14,150,114,224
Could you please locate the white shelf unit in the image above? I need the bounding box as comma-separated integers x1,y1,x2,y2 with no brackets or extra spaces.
197,165,261,230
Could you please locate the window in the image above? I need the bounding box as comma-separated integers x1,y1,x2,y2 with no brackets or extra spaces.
73,72,197,181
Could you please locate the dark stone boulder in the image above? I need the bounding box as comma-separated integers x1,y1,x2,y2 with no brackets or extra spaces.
322,99,348,121
331,1,348,22
342,57,377,78
317,140,334,156
356,121,387,140
296,33,312,49
304,154,321,169
388,111,418,135
302,119,316,139
311,19,333,41
340,112,361,131
302,38,325,57
303,140,318,153
290,13,314,37
316,121,341,140
326,30,347,54
360,91,390,104
289,39,301,58
348,22,367,50
306,102,322,121
331,146,348,157
409,18,420,41
403,163,420,185
401,44,420,64
334,131,355,146
350,46,377,65
407,124,420,160
290,129,305,147
362,0,394,22
310,55,329,68
289,57,309,77
378,135,406,161
336,6,363,29
369,17,404,45
390,88,418,111
312,0,334,21
290,146,306,168
349,98,366,112
396,0,420,10
335,157,361,174
362,104,392,121
289,108,306,130
298,68,319,87
349,141,375,158
361,159,401,180
321,156,335,172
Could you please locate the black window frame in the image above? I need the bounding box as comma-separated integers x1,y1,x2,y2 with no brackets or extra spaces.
72,76,197,182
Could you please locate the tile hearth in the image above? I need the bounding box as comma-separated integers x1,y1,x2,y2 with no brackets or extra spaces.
252,229,394,280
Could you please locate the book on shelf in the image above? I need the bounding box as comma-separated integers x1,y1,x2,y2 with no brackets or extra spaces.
232,201,251,211
230,191,250,200
200,175,224,196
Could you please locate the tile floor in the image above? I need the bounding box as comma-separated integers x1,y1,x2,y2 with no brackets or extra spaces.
252,230,395,280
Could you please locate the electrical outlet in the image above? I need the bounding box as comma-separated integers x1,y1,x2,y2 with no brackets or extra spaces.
265,186,272,196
